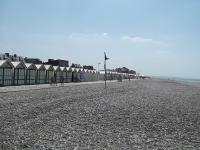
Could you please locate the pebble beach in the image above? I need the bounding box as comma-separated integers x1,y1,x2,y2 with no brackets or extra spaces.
0,79,200,149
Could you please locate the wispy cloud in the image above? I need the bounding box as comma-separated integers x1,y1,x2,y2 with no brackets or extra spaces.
121,36,167,47
67,33,109,40
67,33,167,47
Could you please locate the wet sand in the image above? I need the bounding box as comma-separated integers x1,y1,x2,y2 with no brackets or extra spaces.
0,79,200,149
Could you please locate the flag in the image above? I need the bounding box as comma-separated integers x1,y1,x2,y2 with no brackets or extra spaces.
104,52,109,61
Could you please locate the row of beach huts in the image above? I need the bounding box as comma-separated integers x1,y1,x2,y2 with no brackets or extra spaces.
0,60,136,86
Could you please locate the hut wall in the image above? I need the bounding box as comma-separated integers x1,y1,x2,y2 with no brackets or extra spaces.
0,68,13,86
84,72,89,82
26,69,36,85
79,71,85,82
46,70,54,83
61,71,67,83
55,71,61,83
99,73,104,81
14,68,25,85
37,70,46,84
66,71,72,82
0,68,4,86
72,71,79,82
88,72,92,81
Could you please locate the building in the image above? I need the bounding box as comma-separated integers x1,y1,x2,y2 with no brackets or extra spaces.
0,53,24,61
24,57,43,64
83,65,94,70
44,59,69,67
71,63,82,68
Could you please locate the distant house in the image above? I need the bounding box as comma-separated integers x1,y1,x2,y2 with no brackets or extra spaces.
71,63,82,68
24,57,43,64
115,67,136,74
44,59,69,67
0,53,24,61
83,65,94,70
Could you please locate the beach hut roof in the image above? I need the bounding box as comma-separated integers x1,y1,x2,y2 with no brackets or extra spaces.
44,65,54,71
76,68,81,72
60,67,67,71
11,61,26,69
66,67,72,71
35,64,45,70
84,69,88,72
53,66,61,71
71,67,76,72
0,60,14,68
24,63,37,70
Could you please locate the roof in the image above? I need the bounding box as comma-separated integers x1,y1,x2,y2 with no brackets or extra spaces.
44,65,54,71
66,67,72,71
71,67,76,72
53,66,61,71
11,61,26,69
24,63,37,70
60,67,67,71
76,68,81,72
35,64,45,70
0,60,14,68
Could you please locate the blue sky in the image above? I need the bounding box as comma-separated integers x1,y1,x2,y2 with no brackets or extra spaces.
0,0,200,78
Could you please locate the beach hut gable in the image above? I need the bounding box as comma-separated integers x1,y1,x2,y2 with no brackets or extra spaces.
76,68,81,73
44,65,54,71
60,67,67,72
12,62,26,69
0,60,13,68
71,68,77,72
66,67,72,72
25,63,37,70
35,64,45,70
53,66,61,71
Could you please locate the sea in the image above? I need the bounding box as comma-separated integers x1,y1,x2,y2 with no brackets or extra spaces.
152,76,200,88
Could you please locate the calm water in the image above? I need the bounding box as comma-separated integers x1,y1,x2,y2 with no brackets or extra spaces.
153,76,200,88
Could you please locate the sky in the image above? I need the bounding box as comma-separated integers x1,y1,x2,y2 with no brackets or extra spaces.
0,0,200,79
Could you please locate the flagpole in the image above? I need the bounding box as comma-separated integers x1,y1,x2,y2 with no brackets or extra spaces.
104,59,107,89
104,52,109,90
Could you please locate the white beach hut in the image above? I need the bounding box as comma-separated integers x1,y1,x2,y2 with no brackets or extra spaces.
12,61,26,85
99,71,105,81
88,70,93,81
60,67,67,83
84,69,89,82
0,60,14,86
91,70,96,81
71,68,80,82
25,63,37,85
66,67,72,82
44,65,54,83
35,64,46,84
79,69,85,82
94,70,99,81
53,66,61,83
96,71,100,81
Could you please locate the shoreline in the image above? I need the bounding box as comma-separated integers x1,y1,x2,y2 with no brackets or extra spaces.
151,77,200,89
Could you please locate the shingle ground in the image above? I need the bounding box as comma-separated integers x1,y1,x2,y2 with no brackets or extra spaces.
0,79,200,149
